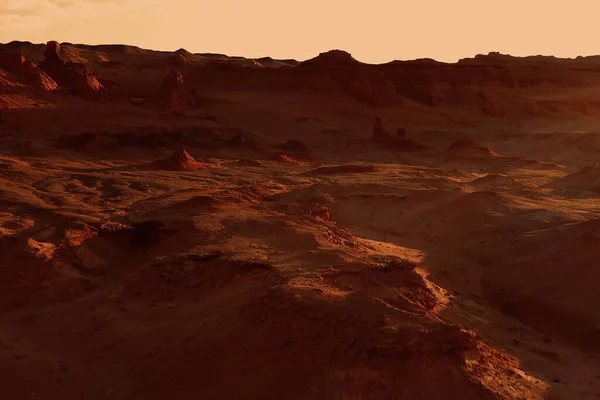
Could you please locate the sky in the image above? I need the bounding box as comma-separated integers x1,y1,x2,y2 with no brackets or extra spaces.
1,0,599,63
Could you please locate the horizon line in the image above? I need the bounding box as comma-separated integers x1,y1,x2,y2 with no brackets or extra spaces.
2,39,600,66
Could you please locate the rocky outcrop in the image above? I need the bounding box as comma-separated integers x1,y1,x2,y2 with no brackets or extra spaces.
372,117,428,152
38,41,112,98
298,50,402,106
255,57,298,68
152,149,204,171
44,41,61,63
299,50,360,69
169,53,188,65
0,50,58,90
159,70,195,114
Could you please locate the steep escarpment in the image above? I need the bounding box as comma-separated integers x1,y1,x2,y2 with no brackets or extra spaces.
4,41,600,118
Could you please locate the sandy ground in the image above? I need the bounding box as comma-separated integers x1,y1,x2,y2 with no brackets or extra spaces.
1,43,600,399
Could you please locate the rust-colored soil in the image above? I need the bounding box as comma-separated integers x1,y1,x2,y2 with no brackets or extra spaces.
1,41,600,400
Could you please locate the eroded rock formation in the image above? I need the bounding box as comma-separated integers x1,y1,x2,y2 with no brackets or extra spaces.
0,50,58,90
153,149,204,171
159,70,195,114
44,41,61,63
38,41,112,98
372,117,428,151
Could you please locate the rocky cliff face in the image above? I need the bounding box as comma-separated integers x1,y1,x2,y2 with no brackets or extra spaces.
4,41,600,116
37,41,114,98
0,49,58,91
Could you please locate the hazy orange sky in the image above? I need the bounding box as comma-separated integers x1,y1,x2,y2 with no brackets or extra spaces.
1,0,599,63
